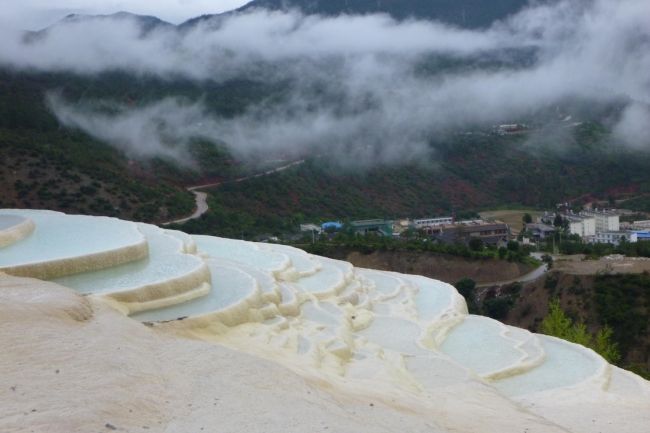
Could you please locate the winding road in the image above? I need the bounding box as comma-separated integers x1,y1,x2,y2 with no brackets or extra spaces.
163,159,305,226
476,262,549,288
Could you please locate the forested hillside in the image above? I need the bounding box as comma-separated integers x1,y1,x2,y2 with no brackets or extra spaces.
3,0,650,233
0,70,196,222
3,65,650,233
183,131,650,238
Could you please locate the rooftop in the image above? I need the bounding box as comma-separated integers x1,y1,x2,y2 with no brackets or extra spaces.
350,219,393,226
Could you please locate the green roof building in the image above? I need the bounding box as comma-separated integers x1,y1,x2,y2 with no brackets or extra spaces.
350,219,394,237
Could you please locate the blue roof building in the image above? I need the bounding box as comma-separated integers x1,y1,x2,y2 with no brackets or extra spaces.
635,231,650,241
321,221,343,231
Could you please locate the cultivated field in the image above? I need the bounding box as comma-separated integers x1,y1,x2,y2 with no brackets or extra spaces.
479,209,543,234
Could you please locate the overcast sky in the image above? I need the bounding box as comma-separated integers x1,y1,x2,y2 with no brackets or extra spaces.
0,0,250,30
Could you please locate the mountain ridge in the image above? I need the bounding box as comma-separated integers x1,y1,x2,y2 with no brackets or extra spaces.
42,0,539,31
236,0,534,28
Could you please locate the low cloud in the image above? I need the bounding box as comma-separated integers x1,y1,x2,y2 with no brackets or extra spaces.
47,94,211,164
4,0,650,166
613,103,650,149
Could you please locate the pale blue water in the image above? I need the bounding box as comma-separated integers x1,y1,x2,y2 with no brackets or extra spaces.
259,243,318,274
0,210,143,266
295,262,343,294
357,317,423,355
439,316,522,376
194,235,288,272
359,269,402,295
0,215,26,231
131,263,256,322
493,334,602,397
54,224,204,294
302,301,340,326
410,275,454,321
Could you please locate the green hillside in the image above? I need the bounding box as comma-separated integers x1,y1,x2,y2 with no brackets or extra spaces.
0,70,197,223
180,130,650,238
3,65,650,234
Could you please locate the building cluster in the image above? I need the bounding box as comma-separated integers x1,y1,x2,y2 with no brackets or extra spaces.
417,219,510,247
533,209,650,246
300,208,650,248
301,216,512,247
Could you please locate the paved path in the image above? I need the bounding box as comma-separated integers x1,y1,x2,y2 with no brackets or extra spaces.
163,159,305,226
164,191,209,225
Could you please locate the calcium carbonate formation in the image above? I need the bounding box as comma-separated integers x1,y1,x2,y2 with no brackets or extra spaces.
1,209,649,433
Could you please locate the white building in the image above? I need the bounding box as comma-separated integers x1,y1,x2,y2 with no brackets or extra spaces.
413,217,453,229
591,231,637,246
300,224,322,234
631,220,650,230
567,215,596,238
581,210,620,232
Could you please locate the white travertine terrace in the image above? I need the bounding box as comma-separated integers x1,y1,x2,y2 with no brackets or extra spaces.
54,223,211,314
0,214,35,247
0,210,147,279
1,209,649,433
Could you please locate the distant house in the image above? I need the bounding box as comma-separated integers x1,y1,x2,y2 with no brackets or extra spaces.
591,231,637,246
412,216,453,234
631,220,650,230
321,221,343,232
460,221,511,247
430,220,510,247
581,210,620,232
635,231,650,242
495,124,528,135
566,215,596,238
392,219,411,235
350,219,394,237
300,223,322,234
525,223,556,240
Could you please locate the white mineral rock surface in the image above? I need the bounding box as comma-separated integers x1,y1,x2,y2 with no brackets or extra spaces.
1,209,649,433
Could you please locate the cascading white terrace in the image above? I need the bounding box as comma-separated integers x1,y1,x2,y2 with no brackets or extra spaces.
1,208,649,433
0,209,147,279
0,214,35,247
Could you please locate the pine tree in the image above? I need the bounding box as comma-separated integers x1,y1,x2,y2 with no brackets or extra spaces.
540,299,621,364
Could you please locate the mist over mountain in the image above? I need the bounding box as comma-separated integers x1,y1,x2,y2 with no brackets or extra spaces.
59,11,174,33
182,0,539,36
1,0,648,170
236,0,534,28
1,0,650,225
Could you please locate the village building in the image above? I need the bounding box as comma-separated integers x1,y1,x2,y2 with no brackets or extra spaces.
495,124,528,135
591,231,637,246
581,210,620,232
430,220,511,247
566,215,596,238
413,216,453,228
525,223,556,240
300,223,322,234
629,220,650,230
350,219,394,237
636,231,650,242
321,221,343,232
412,216,454,234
